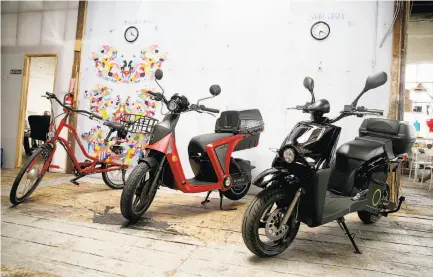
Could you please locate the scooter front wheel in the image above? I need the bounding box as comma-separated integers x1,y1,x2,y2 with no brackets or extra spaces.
120,163,157,222
242,187,300,257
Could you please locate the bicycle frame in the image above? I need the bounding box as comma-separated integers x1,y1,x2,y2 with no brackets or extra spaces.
44,112,126,175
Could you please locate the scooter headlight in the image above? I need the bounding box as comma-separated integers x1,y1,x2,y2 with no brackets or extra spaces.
167,100,178,111
282,148,296,163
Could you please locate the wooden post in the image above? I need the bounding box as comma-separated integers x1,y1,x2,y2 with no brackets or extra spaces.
66,0,88,174
389,1,410,121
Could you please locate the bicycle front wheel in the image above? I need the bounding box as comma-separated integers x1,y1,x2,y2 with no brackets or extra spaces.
10,146,53,205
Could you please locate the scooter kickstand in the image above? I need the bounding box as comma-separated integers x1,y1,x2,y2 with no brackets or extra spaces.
337,217,362,254
219,191,237,211
201,191,212,205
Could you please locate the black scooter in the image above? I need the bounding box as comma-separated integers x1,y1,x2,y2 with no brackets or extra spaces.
242,72,416,257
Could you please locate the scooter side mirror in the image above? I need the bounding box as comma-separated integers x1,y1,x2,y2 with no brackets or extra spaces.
303,77,316,103
303,77,314,92
352,71,387,107
155,69,163,80
363,71,387,92
210,85,221,96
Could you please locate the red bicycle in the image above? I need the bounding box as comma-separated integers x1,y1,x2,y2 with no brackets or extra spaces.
10,92,132,205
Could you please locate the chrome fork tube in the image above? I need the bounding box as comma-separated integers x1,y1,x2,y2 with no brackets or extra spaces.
280,188,303,227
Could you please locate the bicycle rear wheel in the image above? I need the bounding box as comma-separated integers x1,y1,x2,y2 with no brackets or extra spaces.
10,146,53,205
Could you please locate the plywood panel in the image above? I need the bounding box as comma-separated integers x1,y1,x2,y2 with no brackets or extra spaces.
1,13,18,46
41,10,66,45
17,12,42,46
65,9,78,42
67,0,79,9
1,1,19,13
43,1,67,11
19,1,43,12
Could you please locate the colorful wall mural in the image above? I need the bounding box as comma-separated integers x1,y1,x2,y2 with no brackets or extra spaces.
90,44,167,83
80,84,159,164
79,44,167,165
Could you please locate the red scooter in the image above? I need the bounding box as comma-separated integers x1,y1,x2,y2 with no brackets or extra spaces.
120,69,264,221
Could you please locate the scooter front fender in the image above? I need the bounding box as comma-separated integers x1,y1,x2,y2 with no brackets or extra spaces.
252,168,290,188
138,156,158,169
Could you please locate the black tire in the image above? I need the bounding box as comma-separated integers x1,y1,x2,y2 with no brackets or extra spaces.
120,163,157,221
223,181,251,201
10,147,52,205
357,210,382,224
101,167,126,189
242,186,300,257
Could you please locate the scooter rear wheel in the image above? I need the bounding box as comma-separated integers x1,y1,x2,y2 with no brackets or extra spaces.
242,186,300,257
357,210,382,224
223,181,251,200
120,163,157,222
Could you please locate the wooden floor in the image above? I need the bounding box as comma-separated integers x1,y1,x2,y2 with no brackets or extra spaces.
1,168,433,277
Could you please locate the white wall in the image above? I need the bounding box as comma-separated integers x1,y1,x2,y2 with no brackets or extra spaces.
78,0,394,179
1,1,78,169
26,56,57,117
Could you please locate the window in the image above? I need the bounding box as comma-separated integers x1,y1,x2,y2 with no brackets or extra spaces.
405,63,433,102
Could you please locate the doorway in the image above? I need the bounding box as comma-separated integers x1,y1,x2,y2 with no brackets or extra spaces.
403,2,433,136
400,2,433,182
15,54,58,168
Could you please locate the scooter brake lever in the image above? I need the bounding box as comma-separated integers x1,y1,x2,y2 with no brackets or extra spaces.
203,112,216,117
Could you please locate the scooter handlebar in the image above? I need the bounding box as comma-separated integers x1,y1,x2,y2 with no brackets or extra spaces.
199,105,219,114
356,106,384,116
365,108,384,116
147,91,167,103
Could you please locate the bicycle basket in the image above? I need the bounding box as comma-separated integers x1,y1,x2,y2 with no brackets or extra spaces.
121,114,159,134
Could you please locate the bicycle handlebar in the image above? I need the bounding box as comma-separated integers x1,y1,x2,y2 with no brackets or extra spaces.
44,92,103,120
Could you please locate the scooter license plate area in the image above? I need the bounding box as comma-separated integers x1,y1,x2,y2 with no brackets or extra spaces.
363,179,387,214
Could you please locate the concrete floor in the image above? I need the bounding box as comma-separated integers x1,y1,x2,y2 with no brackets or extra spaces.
1,169,433,277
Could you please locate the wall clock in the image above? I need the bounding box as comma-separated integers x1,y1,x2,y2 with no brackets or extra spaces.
124,26,139,43
310,21,330,41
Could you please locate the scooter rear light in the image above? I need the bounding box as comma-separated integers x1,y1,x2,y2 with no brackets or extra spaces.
255,141,259,147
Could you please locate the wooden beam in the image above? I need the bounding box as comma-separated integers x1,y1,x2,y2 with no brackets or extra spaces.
66,0,88,174
389,1,410,121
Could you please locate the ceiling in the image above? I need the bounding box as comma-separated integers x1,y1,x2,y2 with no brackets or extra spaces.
411,1,433,20
407,1,433,63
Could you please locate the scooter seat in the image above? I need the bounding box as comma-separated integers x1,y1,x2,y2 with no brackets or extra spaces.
336,138,390,162
188,133,233,154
